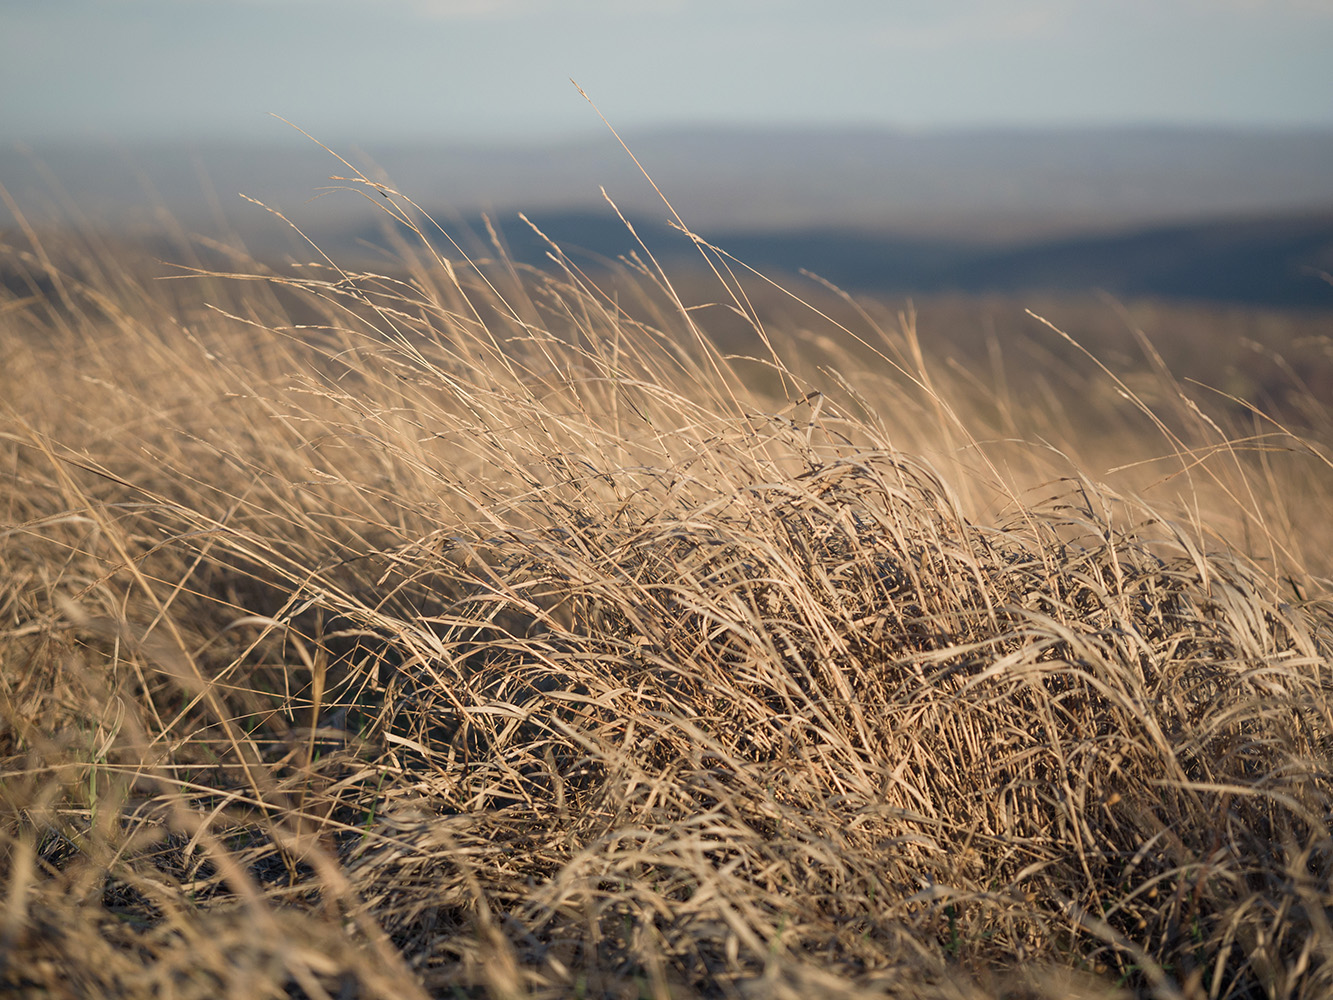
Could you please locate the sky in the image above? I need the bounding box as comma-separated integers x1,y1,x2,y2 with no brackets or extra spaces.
3,0,1333,146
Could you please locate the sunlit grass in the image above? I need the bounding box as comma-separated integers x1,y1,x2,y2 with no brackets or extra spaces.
1,168,1331,999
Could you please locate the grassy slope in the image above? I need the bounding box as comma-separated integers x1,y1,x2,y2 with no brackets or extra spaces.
2,186,1333,999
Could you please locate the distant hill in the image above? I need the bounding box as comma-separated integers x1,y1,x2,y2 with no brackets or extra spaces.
393,208,1333,309
4,125,1333,240
4,125,1333,308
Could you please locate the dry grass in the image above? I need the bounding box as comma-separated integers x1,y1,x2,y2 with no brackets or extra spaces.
2,172,1332,1000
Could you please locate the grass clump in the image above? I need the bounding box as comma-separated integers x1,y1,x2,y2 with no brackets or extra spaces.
1,173,1332,1000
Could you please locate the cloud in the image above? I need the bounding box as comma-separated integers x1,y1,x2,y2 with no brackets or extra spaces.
1125,0,1333,16
393,0,697,18
864,0,1333,51
200,0,779,17
866,1,1068,49
1191,0,1333,12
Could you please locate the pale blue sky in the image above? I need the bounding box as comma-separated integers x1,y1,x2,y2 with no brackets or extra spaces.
3,0,1332,143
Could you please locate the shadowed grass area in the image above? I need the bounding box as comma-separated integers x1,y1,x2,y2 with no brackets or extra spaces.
2,175,1332,999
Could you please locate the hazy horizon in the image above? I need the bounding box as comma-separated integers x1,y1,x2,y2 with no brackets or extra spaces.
5,123,1332,309
7,123,1333,237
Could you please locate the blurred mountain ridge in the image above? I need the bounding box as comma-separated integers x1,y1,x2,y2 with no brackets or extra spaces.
3,125,1332,307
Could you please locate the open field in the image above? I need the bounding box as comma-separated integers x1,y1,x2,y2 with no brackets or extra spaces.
2,177,1333,999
